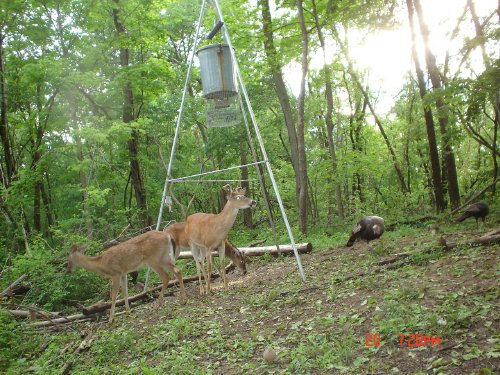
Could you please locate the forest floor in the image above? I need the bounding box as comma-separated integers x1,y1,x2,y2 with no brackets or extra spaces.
5,221,500,374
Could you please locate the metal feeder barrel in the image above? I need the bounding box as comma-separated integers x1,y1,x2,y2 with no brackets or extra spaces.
197,44,237,100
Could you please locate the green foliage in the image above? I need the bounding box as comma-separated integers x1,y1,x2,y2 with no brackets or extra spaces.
0,311,22,372
1,236,103,311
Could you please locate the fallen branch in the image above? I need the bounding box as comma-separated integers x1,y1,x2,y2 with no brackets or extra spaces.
31,263,236,327
83,263,235,316
61,330,94,375
176,243,312,259
447,178,499,217
32,313,94,328
76,329,94,353
0,274,28,297
7,309,61,320
377,253,411,266
342,230,500,282
439,232,500,250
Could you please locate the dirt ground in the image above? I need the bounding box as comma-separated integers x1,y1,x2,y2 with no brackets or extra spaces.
21,225,499,374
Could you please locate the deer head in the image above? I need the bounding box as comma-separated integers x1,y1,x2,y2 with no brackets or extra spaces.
67,244,86,273
226,186,256,209
229,245,247,274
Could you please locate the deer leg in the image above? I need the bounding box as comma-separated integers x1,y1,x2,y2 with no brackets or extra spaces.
109,275,120,324
165,261,187,303
192,245,206,295
121,274,130,313
218,243,227,289
206,249,213,294
151,266,171,306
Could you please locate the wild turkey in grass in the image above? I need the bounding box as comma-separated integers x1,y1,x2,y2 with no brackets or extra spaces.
346,216,385,250
455,202,489,228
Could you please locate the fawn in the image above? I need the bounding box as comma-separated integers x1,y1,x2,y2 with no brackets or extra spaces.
67,230,187,323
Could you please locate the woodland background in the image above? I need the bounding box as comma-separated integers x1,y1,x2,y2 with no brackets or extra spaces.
0,0,498,347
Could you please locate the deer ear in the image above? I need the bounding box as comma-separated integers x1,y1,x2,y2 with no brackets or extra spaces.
70,244,78,253
223,184,232,193
238,187,246,195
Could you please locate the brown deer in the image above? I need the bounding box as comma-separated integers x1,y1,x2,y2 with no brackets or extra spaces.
185,185,256,295
67,230,187,324
163,221,247,274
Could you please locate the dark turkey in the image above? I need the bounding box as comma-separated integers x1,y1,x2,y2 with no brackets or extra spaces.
346,216,385,248
455,202,489,227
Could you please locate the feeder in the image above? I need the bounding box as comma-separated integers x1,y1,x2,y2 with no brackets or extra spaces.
197,44,241,127
197,44,237,99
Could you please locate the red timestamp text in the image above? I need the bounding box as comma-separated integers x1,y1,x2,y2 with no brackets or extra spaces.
365,333,441,347
398,333,441,347
365,333,381,347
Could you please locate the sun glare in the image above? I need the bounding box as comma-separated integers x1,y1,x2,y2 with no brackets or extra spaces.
282,0,497,114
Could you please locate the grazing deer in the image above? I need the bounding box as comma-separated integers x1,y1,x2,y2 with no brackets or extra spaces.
67,230,187,324
185,185,256,295
163,221,247,274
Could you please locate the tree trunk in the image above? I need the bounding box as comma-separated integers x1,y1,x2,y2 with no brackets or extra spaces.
112,0,151,227
259,0,301,211
33,85,44,232
344,72,366,202
74,117,92,238
413,0,460,208
296,0,309,234
0,31,15,185
40,181,55,238
467,0,498,194
311,0,344,223
406,0,445,212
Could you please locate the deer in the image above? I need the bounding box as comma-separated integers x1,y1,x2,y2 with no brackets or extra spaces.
185,185,256,295
67,230,187,324
163,221,247,274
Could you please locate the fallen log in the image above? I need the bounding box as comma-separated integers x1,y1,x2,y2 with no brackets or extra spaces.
0,274,28,297
79,264,235,319
439,233,500,250
7,309,61,320
341,230,500,283
32,313,93,328
30,264,236,327
176,242,312,259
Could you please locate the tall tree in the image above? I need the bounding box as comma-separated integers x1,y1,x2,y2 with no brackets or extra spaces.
112,0,151,227
406,0,445,211
296,0,309,233
0,31,15,186
311,0,344,223
259,0,302,217
467,0,498,193
412,0,460,208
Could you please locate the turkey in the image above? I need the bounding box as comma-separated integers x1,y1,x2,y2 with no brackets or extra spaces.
455,202,489,228
346,216,385,250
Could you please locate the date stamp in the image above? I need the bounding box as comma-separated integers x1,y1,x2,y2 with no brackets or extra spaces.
365,333,441,347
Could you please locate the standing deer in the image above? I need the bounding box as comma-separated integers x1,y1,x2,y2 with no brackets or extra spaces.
163,221,247,274
67,230,187,324
185,185,256,295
